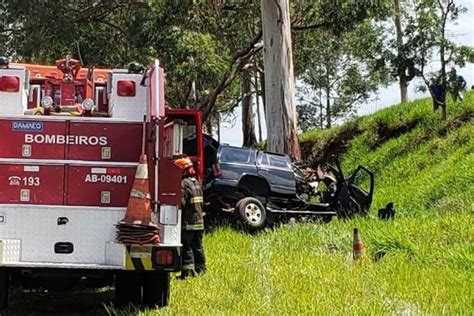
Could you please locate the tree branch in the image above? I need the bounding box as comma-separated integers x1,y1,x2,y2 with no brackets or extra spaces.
198,31,263,121
292,21,333,31
98,19,127,35
0,27,15,34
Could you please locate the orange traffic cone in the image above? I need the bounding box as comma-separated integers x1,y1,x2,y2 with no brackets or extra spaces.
352,228,364,261
116,153,160,245
121,153,154,225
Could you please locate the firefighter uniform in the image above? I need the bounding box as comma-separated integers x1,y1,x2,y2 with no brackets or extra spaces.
180,177,206,277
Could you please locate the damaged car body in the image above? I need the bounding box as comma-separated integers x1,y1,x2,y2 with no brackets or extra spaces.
202,145,375,229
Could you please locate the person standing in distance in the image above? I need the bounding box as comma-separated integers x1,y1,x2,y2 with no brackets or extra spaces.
173,156,206,279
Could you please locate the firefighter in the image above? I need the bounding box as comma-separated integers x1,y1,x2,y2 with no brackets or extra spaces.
173,156,206,279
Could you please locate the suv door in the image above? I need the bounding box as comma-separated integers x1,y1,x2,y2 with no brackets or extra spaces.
256,152,296,196
216,146,257,186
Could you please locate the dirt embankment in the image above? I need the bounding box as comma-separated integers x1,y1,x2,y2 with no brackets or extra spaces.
300,124,362,166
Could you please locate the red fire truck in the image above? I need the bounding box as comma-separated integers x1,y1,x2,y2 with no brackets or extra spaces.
0,57,204,309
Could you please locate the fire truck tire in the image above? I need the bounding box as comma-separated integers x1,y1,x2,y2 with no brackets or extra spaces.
143,271,170,308
114,271,142,308
237,197,267,230
0,268,9,310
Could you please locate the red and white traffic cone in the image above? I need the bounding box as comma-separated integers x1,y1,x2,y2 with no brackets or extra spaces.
122,153,153,225
116,153,160,245
353,228,364,261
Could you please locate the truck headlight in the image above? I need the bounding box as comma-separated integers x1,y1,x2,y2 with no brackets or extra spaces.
82,98,94,111
41,96,53,109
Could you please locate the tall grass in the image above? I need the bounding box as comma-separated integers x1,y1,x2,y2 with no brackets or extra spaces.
153,213,472,315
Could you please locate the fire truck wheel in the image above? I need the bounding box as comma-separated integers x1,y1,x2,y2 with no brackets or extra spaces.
0,268,9,310
237,197,267,230
143,271,170,308
114,271,142,308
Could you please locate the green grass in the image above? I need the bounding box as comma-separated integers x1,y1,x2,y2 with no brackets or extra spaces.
9,93,474,315
157,215,473,315
12,215,472,315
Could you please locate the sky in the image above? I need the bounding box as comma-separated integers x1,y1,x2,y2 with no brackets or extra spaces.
219,0,474,146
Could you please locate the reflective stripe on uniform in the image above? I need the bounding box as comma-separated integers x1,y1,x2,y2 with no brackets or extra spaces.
182,263,195,271
191,196,203,204
185,223,204,230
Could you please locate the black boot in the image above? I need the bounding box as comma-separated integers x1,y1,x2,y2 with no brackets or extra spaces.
195,265,207,275
177,269,196,280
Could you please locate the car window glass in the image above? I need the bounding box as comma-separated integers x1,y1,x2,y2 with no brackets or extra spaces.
268,155,290,169
259,153,269,165
220,148,250,163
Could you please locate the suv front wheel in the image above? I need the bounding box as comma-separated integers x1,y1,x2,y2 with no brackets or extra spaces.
237,197,267,230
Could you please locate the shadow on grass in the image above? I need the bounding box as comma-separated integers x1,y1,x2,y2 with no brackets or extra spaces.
204,212,332,236
5,287,141,316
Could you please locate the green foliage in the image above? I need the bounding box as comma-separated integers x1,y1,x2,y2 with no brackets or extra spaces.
296,102,322,132
295,20,389,128
0,0,252,112
381,0,474,92
1,0,397,127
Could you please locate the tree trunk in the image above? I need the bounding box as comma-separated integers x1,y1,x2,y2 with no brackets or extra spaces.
261,0,301,160
254,71,263,142
242,74,257,147
319,88,323,129
439,4,449,121
205,119,213,135
440,45,447,120
399,77,408,103
259,67,266,114
325,64,331,129
394,0,408,103
326,86,331,129
217,113,221,143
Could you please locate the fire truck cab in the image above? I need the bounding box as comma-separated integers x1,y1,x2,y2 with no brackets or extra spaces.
0,57,204,309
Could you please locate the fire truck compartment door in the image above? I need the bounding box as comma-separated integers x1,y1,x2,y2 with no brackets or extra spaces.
0,119,67,159
66,165,137,207
67,121,142,162
0,163,64,205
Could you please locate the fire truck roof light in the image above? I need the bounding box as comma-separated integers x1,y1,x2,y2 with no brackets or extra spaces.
41,96,53,109
0,75,20,92
117,80,136,97
82,98,94,110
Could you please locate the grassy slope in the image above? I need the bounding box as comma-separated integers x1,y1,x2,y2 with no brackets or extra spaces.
9,94,473,315
301,92,474,216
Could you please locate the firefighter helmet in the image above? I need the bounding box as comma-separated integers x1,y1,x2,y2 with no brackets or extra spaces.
174,157,196,176
174,157,193,170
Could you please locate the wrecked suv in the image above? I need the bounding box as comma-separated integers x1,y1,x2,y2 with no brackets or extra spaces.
203,145,374,229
